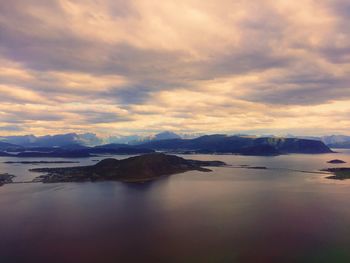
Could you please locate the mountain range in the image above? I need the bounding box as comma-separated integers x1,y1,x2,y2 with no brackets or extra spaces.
136,135,332,155
0,131,347,156
2,131,350,148
284,135,350,149
0,131,184,147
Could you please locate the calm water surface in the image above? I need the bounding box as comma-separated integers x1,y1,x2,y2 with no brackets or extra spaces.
1,150,350,263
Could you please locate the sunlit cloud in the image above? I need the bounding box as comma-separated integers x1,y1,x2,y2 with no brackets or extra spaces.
0,0,349,136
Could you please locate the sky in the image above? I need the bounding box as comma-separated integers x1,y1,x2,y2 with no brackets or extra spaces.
0,0,350,136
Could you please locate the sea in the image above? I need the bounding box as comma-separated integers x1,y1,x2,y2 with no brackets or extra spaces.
1,150,350,263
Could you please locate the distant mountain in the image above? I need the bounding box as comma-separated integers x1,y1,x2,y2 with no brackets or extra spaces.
137,135,332,155
73,133,103,146
281,134,350,149
104,135,143,145
30,133,103,147
287,135,350,149
94,143,133,149
0,151,15,156
0,142,155,158
327,142,350,149
320,135,350,147
15,150,92,158
180,133,204,139
0,131,192,147
0,141,23,151
105,131,182,145
89,144,154,155
0,132,338,154
153,131,181,141
29,133,81,147
0,135,36,145
0,133,102,147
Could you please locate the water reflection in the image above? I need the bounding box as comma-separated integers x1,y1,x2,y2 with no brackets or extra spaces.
1,151,350,262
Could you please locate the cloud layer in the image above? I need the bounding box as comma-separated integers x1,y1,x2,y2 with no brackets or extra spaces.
0,0,350,136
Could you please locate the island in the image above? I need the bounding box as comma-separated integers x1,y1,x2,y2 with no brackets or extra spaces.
0,173,15,186
30,153,226,183
323,168,350,180
245,166,268,170
327,159,347,164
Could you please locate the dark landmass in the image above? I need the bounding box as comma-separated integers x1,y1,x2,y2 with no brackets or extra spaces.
0,135,333,157
327,142,350,149
0,149,92,158
5,146,57,153
137,135,333,156
0,173,15,186
0,141,24,152
5,145,90,153
231,165,268,170
0,141,18,148
0,151,15,157
245,166,268,170
31,153,226,183
327,159,346,164
88,146,154,155
1,134,333,157
0,145,154,158
15,150,92,158
1,133,100,148
94,143,131,149
0,132,180,148
4,161,79,164
323,168,350,180
229,165,330,175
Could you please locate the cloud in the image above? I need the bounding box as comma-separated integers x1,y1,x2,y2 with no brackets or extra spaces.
0,0,349,135
0,125,24,132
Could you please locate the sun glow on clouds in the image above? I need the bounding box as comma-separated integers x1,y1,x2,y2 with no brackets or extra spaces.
0,0,350,136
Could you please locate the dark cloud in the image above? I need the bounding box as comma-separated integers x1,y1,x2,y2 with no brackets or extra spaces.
0,125,24,132
246,85,350,105
0,110,64,123
102,85,153,105
78,111,133,124
243,71,350,105
1,0,350,135
327,0,350,19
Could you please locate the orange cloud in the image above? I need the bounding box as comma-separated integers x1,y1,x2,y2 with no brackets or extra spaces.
0,0,349,136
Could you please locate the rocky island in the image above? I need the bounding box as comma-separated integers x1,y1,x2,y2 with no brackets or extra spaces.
323,168,350,180
0,173,15,186
327,159,347,164
31,153,226,183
